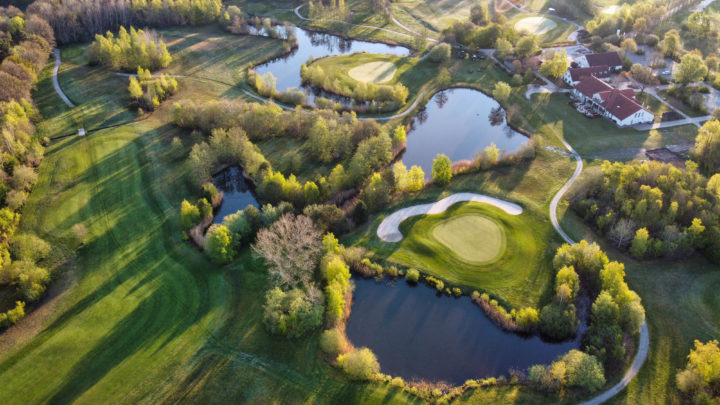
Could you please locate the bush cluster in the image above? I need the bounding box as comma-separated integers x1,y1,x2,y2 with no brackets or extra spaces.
128,67,178,111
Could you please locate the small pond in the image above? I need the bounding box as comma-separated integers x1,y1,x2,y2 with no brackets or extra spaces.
400,88,529,176
212,166,259,224
345,278,579,385
253,27,410,95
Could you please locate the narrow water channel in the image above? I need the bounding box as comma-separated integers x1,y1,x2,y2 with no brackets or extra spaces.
346,278,579,385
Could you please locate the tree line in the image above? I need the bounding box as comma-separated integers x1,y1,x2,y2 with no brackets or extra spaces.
27,0,223,44
88,26,172,72
0,5,55,329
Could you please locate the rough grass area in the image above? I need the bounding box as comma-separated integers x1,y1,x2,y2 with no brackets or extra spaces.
431,214,506,264
348,61,398,83
513,16,557,35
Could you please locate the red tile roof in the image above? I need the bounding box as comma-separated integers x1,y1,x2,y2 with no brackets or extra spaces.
584,52,623,68
567,65,610,82
601,89,648,120
597,88,635,101
574,76,613,98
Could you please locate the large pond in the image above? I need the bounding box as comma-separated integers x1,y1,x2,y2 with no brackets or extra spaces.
400,88,529,176
212,166,259,224
253,27,410,94
346,278,579,385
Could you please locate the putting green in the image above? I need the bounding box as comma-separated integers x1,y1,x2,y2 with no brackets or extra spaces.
348,61,397,84
431,214,505,264
514,16,557,35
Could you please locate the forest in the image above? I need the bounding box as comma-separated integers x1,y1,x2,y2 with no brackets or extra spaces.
0,5,55,328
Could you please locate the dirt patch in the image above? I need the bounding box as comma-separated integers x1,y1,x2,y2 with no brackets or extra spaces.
645,147,685,167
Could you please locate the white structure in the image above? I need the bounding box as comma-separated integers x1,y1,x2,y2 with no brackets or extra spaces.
573,76,653,126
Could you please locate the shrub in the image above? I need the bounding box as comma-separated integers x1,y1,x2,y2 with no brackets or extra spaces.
319,328,346,355
11,233,50,262
204,224,234,264
406,268,420,283
180,199,201,229
263,287,324,338
492,82,511,102
514,307,539,330
452,287,462,296
431,154,452,186
539,302,578,340
337,347,380,380
676,340,720,402
428,43,451,63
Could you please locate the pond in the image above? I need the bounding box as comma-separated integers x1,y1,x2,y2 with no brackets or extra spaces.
253,27,410,95
345,278,579,385
400,88,529,176
212,166,259,224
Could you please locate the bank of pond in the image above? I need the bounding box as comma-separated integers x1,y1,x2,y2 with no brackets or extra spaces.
346,277,579,385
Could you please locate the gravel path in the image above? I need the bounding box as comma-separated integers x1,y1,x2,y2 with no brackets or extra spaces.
376,192,523,242
52,48,85,136
53,49,75,108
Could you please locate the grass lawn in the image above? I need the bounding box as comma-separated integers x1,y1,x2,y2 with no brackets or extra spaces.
375,202,546,307
390,0,489,37
431,213,505,263
656,89,708,118
348,61,398,83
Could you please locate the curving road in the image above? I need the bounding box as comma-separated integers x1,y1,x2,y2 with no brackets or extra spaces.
550,132,650,405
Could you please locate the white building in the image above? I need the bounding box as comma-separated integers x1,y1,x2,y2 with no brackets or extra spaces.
573,76,653,126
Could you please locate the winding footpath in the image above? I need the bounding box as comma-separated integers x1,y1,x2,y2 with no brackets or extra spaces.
52,49,85,136
550,136,650,405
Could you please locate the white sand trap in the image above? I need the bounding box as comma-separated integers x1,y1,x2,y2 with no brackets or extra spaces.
514,16,557,35
602,5,619,14
348,61,397,84
376,193,523,243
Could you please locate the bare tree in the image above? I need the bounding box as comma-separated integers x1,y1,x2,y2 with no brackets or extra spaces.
609,219,635,249
252,214,322,289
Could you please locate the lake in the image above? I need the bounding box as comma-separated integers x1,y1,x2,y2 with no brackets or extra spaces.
400,88,529,176
345,277,579,385
212,166,259,224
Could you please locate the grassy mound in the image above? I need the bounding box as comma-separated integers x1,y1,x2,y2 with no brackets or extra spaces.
430,214,505,264
514,16,557,35
348,61,397,84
